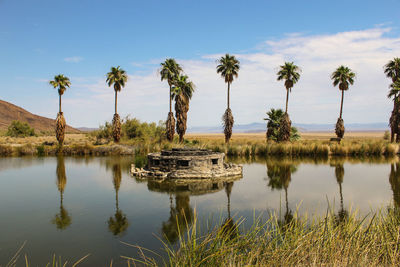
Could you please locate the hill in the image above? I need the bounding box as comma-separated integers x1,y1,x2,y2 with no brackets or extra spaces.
0,99,80,133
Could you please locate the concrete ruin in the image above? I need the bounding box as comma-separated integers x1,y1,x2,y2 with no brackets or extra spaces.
130,148,242,179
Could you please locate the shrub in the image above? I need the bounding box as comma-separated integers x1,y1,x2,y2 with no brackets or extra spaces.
6,120,35,137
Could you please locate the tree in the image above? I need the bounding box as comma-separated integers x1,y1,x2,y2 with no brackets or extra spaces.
264,108,300,141
50,74,71,147
106,66,128,143
173,74,195,143
6,120,35,137
216,54,240,143
331,66,355,139
384,58,400,142
276,62,301,142
160,59,182,142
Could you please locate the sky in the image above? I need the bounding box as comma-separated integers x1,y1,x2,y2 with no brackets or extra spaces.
1,0,400,128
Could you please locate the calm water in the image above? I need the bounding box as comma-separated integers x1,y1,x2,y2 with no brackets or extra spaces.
0,156,399,266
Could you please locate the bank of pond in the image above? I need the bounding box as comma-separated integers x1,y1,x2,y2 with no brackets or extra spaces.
0,139,399,158
1,155,400,265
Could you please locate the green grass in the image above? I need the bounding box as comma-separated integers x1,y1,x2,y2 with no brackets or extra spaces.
125,207,400,266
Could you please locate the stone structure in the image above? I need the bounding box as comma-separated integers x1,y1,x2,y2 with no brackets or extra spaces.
131,148,242,179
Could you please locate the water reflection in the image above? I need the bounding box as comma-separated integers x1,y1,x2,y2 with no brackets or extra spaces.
333,162,349,223
107,162,129,236
52,156,72,230
219,182,238,239
146,177,241,243
161,192,193,243
389,163,400,210
266,159,298,225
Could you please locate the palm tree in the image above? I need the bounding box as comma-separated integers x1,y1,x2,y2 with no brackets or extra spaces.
52,156,71,230
384,58,400,142
160,59,183,142
388,81,400,142
276,62,301,142
49,74,71,147
384,58,400,83
216,54,240,143
264,108,285,140
331,66,356,139
106,66,128,143
107,163,129,236
173,74,195,143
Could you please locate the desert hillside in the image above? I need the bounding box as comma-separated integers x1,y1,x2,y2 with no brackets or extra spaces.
0,99,80,133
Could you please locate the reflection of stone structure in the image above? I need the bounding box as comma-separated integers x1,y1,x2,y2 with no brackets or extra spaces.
131,148,242,179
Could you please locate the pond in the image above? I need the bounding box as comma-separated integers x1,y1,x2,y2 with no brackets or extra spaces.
0,156,398,266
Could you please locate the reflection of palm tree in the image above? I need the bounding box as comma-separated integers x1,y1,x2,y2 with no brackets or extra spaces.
108,163,129,236
334,163,348,223
220,182,238,239
266,160,297,226
161,193,193,243
52,156,71,230
389,163,400,210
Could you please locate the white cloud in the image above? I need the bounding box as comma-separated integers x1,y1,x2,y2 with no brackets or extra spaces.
64,56,83,63
62,27,400,128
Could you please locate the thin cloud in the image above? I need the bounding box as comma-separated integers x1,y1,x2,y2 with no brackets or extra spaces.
64,56,83,63
62,27,400,128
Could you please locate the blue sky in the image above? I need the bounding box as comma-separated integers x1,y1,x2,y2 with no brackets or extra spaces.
1,0,400,127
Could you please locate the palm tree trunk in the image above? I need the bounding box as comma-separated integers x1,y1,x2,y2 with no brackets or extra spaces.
116,190,119,212
339,90,344,119
339,183,343,212
285,88,289,114
227,82,230,109
59,94,62,113
169,85,172,113
115,91,118,114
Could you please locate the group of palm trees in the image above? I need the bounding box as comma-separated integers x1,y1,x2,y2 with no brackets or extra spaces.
49,56,400,146
160,59,195,143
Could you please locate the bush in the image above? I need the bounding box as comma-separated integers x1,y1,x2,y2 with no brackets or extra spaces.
383,130,390,140
6,120,35,137
95,117,166,143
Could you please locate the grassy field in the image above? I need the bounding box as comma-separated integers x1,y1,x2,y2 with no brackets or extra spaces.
0,131,393,157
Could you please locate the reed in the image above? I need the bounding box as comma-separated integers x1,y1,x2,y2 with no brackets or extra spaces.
127,207,400,266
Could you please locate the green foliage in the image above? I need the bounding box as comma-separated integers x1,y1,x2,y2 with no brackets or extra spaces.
264,108,300,141
94,117,166,143
6,120,35,137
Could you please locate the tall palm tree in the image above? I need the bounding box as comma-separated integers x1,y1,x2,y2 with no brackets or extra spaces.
52,156,71,230
173,74,195,143
331,66,356,139
388,81,400,142
106,66,128,143
276,62,301,142
49,74,71,147
160,59,183,142
216,54,240,143
384,58,400,142
107,163,129,236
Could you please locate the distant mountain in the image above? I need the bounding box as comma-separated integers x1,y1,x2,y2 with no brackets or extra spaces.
187,122,389,133
77,127,98,132
0,99,80,133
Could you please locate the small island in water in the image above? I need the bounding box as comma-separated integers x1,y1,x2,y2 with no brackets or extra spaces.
131,147,243,179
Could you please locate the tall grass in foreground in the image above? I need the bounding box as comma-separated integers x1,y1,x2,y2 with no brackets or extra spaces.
126,208,400,266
